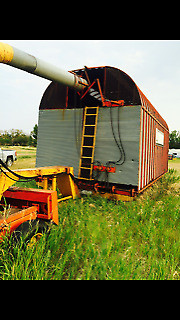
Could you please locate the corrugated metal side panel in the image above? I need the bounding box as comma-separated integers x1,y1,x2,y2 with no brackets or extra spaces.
94,106,141,186
138,108,154,190
36,109,83,176
137,86,169,131
138,107,169,191
154,123,169,179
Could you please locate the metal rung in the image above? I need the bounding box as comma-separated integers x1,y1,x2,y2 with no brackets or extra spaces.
81,156,92,159
85,106,99,109
84,135,95,137
82,146,93,148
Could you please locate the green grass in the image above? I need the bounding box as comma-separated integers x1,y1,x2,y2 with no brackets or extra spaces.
0,169,180,280
18,155,36,160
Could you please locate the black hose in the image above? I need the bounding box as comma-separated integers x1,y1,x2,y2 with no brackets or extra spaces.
0,159,40,181
109,107,125,165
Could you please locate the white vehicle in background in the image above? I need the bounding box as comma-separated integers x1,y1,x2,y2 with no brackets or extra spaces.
0,148,17,166
169,149,180,159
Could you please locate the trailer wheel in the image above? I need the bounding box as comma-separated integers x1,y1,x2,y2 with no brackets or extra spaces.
6,156,13,167
12,219,50,244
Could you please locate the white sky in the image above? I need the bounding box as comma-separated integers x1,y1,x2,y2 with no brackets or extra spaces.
0,40,179,133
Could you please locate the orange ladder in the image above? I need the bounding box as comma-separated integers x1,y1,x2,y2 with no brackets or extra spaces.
78,107,99,180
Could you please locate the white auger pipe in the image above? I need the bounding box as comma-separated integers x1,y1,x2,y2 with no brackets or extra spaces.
0,42,88,91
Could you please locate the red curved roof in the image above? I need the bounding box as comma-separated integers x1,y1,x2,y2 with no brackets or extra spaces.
39,66,169,131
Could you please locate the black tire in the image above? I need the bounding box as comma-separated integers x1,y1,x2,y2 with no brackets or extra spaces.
6,157,13,167
12,219,50,243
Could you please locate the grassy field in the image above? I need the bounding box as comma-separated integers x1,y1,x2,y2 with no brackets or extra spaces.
0,148,180,280
3,146,36,169
169,158,180,174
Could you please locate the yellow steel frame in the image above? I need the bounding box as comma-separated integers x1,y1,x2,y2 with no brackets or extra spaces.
0,166,80,201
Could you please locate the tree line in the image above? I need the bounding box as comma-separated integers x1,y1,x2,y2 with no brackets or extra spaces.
0,126,179,149
0,124,38,147
169,130,180,149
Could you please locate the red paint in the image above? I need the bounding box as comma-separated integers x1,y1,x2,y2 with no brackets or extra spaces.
93,165,116,173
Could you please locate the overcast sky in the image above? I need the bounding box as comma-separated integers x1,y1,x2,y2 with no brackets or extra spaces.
0,40,179,133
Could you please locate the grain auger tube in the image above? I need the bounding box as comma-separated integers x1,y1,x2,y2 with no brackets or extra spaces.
0,42,88,91
0,42,83,240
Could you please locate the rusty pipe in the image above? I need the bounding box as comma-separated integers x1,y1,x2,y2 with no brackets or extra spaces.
0,42,88,91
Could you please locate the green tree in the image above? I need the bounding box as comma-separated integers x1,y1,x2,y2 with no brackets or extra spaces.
169,130,180,149
0,129,30,146
30,124,38,147
0,131,12,145
10,129,27,146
